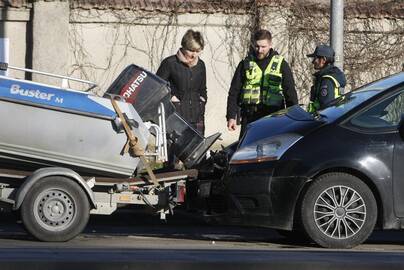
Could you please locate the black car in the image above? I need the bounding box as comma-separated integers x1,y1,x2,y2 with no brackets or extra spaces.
218,72,404,248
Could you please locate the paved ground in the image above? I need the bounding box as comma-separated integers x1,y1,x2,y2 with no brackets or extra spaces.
1,210,404,269
1,209,404,251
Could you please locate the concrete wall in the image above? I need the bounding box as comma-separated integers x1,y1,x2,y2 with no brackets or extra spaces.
32,1,69,85
1,3,403,147
68,9,251,146
259,4,404,106
0,8,29,78
67,7,404,147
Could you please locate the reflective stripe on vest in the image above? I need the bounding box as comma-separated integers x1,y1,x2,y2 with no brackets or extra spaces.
307,74,341,113
241,55,284,106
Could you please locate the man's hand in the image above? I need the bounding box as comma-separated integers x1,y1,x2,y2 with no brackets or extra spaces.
227,118,237,131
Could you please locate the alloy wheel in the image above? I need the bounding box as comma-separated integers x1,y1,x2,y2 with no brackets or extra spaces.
313,185,366,239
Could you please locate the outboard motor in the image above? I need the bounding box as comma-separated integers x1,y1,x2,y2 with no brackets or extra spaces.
105,64,220,168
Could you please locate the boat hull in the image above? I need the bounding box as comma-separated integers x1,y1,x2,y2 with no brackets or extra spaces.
0,77,149,177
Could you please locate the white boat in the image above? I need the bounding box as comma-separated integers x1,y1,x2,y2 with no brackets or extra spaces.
0,67,149,177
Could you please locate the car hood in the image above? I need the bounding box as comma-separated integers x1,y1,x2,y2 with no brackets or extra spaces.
240,105,326,147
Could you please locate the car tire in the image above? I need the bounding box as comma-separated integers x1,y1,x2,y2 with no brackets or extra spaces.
301,172,377,248
21,176,90,242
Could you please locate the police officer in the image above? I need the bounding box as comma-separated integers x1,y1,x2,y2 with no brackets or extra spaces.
226,29,298,137
307,44,346,113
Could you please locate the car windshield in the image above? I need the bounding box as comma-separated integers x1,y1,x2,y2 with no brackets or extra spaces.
319,72,404,120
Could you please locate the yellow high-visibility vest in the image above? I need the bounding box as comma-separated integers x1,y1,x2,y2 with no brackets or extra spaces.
241,55,284,107
308,74,341,113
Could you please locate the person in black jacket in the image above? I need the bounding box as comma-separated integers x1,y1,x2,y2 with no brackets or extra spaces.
306,44,346,113
226,29,298,137
156,29,207,135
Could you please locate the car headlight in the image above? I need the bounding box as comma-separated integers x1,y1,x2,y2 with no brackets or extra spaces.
229,133,302,165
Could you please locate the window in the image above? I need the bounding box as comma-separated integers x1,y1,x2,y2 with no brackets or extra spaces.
350,90,404,129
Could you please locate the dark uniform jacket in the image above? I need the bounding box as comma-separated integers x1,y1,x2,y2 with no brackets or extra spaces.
226,49,298,123
156,55,207,124
310,64,346,109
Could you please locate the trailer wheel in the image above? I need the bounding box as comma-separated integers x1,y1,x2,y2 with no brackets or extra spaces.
21,176,90,242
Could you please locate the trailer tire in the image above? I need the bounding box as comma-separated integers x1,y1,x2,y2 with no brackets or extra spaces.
21,176,90,242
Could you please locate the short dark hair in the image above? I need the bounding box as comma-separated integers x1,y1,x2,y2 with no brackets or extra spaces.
181,29,204,51
324,56,335,65
253,29,272,42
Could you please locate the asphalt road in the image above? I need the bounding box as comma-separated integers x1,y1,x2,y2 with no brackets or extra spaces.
1,210,404,269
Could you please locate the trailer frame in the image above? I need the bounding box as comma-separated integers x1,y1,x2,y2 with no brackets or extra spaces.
0,167,196,241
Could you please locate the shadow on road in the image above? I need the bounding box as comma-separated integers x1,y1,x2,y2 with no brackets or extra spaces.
2,210,404,249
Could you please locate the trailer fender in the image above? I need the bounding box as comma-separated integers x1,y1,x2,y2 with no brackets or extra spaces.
13,167,96,210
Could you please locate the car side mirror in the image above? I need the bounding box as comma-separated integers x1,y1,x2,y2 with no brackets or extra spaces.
399,114,404,140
